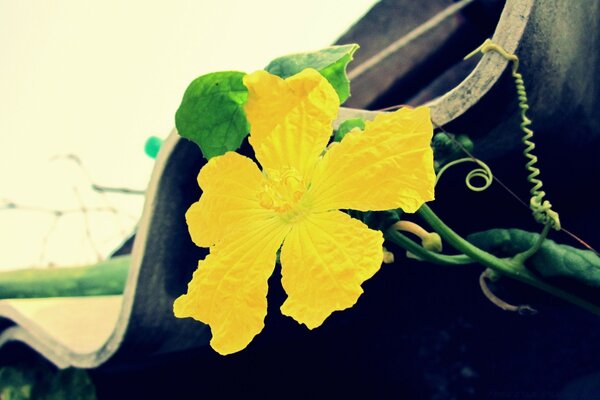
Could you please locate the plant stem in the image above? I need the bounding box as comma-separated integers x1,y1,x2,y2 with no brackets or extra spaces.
512,222,551,264
384,229,473,266
417,204,600,316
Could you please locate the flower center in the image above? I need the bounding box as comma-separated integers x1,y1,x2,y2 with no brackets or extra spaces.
258,167,309,221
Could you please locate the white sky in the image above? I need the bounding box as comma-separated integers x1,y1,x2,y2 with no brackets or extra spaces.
0,0,376,269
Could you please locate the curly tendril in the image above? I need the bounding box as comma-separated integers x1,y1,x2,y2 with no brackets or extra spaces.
465,39,560,230
435,157,493,192
479,269,537,315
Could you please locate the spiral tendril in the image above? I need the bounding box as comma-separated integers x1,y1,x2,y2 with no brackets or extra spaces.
465,39,561,230
436,157,493,192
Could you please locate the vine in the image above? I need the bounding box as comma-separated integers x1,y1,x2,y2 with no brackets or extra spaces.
465,39,561,230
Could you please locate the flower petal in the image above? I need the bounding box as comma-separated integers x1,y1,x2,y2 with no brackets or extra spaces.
309,106,436,213
243,69,339,179
174,217,290,355
279,211,383,329
186,151,272,247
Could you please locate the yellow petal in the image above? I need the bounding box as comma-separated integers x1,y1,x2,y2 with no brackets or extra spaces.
279,211,383,329
174,217,290,355
186,151,273,247
309,106,436,213
243,69,339,179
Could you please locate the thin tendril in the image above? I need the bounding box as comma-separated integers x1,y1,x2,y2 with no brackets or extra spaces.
479,269,537,315
432,122,530,207
465,39,561,230
432,121,599,255
375,69,596,253
436,157,493,192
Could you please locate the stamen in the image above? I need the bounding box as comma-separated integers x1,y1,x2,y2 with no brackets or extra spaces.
258,167,308,222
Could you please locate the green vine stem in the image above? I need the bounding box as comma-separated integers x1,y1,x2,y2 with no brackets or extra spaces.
512,222,552,265
417,204,600,316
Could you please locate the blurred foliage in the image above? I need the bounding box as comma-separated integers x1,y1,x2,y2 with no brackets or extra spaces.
0,361,96,400
0,256,130,299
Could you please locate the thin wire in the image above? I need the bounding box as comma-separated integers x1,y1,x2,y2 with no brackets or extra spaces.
377,103,413,112
561,227,600,257
432,121,529,209
374,75,598,255
53,154,131,236
91,184,145,195
38,214,60,267
432,121,599,256
74,188,103,261
375,106,531,209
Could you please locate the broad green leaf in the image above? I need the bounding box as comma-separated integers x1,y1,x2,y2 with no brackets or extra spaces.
468,229,600,288
334,118,365,142
175,71,249,159
265,44,359,103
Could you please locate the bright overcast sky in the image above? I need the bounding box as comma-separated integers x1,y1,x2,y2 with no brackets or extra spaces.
0,0,377,269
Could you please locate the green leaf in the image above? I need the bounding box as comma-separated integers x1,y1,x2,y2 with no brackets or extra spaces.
265,44,359,103
468,229,600,288
334,118,365,142
175,71,249,159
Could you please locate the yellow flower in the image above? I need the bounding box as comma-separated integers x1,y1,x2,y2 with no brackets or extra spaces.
173,68,435,355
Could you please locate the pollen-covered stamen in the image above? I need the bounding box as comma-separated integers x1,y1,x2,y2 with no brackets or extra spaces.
258,167,307,215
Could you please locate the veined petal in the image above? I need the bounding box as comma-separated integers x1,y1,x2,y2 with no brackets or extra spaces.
174,217,290,355
186,151,272,247
279,211,383,329
309,106,436,213
243,69,339,179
